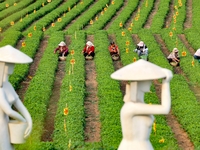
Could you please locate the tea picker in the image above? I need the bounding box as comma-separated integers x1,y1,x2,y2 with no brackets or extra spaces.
134,41,149,61
54,41,69,61
82,41,95,60
109,41,120,61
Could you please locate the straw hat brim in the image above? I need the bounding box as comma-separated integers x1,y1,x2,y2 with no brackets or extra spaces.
137,41,144,47
111,59,166,81
0,45,32,64
58,41,66,46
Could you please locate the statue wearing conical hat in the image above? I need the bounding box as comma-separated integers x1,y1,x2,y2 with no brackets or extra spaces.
111,59,173,150
0,45,33,150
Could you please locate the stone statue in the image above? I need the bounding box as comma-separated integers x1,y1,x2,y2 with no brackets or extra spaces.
111,59,173,150
0,45,33,150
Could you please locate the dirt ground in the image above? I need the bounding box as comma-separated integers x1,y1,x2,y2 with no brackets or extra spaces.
16,36,49,101
84,35,101,142
84,60,101,142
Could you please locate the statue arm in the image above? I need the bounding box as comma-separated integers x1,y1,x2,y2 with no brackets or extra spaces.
142,68,172,114
160,68,173,113
0,88,26,122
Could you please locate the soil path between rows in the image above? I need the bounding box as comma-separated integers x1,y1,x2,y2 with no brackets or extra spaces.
16,36,49,101
125,0,142,28
41,60,66,142
83,0,102,30
184,0,192,29
41,35,71,141
64,1,97,31
164,0,174,28
143,0,160,28
84,35,101,142
104,0,128,30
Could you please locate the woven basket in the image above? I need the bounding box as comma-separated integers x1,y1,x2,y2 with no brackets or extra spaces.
59,56,66,61
85,55,93,60
170,61,178,67
112,54,120,61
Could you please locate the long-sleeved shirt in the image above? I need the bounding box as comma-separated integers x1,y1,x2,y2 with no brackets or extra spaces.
109,44,119,54
82,45,95,54
167,52,179,59
54,46,68,55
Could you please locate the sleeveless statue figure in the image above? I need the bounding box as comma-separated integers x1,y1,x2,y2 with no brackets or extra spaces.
0,45,33,150
111,59,173,150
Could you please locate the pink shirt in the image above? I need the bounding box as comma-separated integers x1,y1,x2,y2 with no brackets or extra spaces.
54,46,68,55
167,52,176,59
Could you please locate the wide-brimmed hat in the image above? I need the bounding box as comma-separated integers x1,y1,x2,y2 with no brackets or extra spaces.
86,41,94,46
173,48,179,53
0,45,32,64
111,59,167,81
137,41,144,47
58,41,66,46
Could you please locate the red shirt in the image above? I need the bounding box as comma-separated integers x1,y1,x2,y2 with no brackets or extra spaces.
82,45,95,54
109,45,119,53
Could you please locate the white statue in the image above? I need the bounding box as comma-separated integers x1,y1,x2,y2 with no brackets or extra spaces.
111,59,173,150
0,45,33,150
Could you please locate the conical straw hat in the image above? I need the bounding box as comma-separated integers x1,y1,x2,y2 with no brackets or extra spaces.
0,45,32,63
111,59,166,81
58,41,66,46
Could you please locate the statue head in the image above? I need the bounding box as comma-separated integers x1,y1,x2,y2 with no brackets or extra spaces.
111,60,167,103
0,45,33,87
